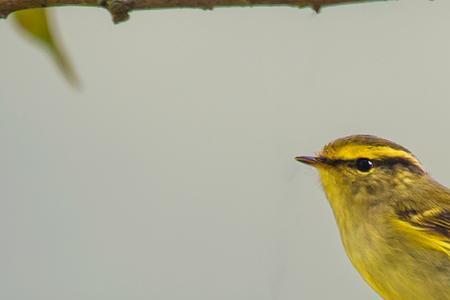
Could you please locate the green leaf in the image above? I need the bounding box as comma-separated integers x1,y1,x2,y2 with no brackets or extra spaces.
14,8,79,87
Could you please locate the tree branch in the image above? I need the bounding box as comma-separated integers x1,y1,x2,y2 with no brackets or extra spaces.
0,0,387,24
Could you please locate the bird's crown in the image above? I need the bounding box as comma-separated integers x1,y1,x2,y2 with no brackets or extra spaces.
320,135,420,165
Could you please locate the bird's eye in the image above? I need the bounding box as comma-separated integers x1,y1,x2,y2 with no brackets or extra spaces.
356,158,373,172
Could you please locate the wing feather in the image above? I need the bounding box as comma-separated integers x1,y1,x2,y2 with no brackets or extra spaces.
395,207,450,256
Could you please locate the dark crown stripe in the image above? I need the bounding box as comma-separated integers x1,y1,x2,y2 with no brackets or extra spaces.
330,135,413,154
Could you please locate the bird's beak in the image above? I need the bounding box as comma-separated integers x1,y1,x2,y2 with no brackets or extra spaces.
295,156,321,167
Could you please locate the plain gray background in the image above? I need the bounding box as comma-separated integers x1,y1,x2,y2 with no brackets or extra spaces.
2,0,450,299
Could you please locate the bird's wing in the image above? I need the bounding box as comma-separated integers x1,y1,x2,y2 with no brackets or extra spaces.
395,207,450,256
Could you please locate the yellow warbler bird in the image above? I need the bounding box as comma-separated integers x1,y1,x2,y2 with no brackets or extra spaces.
296,135,450,300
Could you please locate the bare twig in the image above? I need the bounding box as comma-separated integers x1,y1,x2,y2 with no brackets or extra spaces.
0,0,388,24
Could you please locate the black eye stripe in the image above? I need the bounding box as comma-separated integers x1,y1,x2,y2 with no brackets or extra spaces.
319,157,424,174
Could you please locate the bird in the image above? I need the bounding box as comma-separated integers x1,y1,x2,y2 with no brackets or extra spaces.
296,135,450,300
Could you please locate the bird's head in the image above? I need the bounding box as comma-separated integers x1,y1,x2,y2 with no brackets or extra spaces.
296,135,425,208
